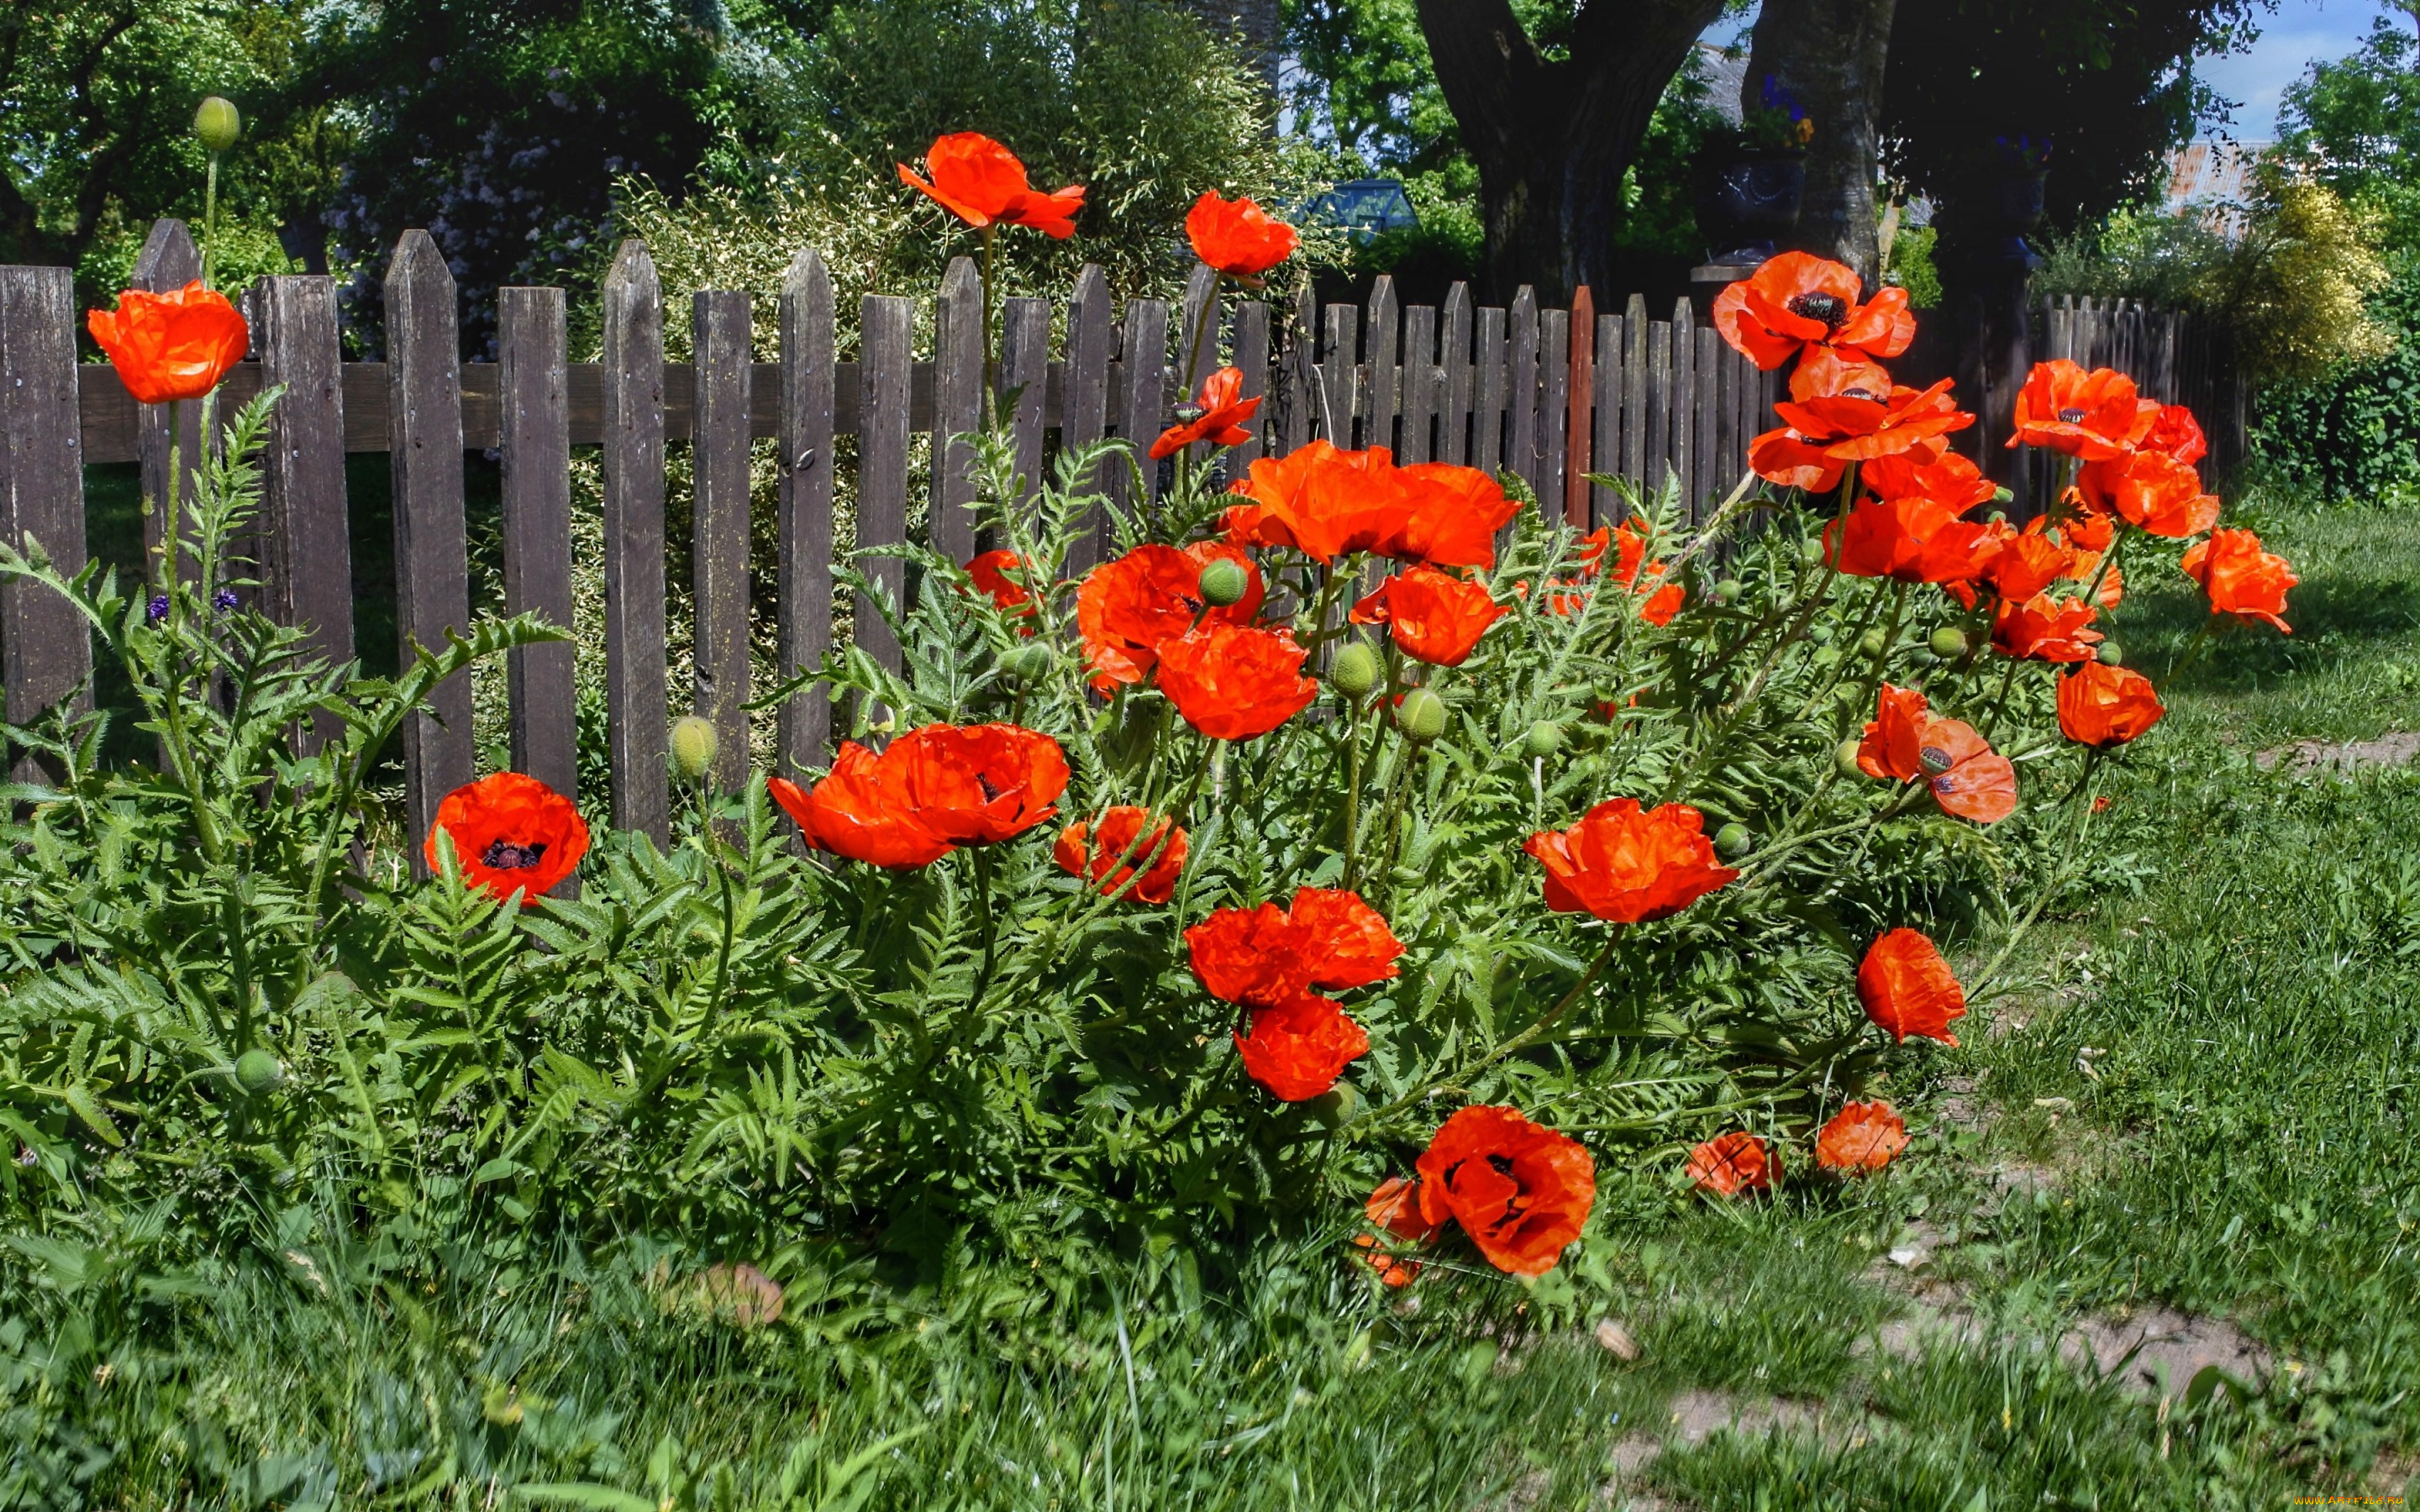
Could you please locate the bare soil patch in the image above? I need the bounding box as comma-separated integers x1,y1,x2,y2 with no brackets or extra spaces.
2256,730,2420,773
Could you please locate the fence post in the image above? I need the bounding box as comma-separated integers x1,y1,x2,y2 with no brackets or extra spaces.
856,294,913,682
1693,322,1720,526
1320,299,1359,446
1565,285,1594,527
1230,297,1271,471
1591,306,1622,528
931,258,982,567
1364,276,1399,458
0,264,92,770
600,240,671,846
132,220,206,585
692,288,754,795
385,230,476,874
497,286,580,822
1669,299,1695,518
1438,284,1472,467
1062,265,1114,570
1276,277,1317,459
1539,305,1569,515
1474,303,1506,476
1399,301,1437,465
250,273,351,750
1622,294,1649,496
1509,287,1539,499
1001,296,1050,515
776,249,836,774
1118,296,1169,500
1180,262,1222,402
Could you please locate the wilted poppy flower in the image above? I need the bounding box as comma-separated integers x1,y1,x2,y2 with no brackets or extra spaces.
1156,622,1319,740
1524,798,1739,923
426,771,590,901
1234,993,1370,1101
1225,441,1413,564
2181,528,2296,633
1187,885,1404,1006
1414,1105,1597,1277
1389,462,1524,570
1151,366,1262,459
897,132,1084,238
1815,1102,1908,1173
1855,684,2018,824
2056,661,2165,748
771,722,1069,867
1186,191,1299,279
1826,494,2000,585
1991,591,2103,663
965,549,1036,622
1055,806,1188,903
1858,928,1966,1046
1355,1175,1437,1287
87,282,250,405
1686,1131,1776,1197
1711,252,1915,370
1351,566,1505,666
2007,361,2155,460
2075,450,2218,538
1076,541,1261,687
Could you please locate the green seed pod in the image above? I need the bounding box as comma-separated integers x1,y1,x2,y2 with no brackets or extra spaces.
194,96,242,154
234,1047,284,1095
1523,719,1564,759
1920,743,1955,774
1395,687,1447,743
1713,822,1753,858
1858,628,1889,659
671,716,718,781
1835,738,1865,779
1309,1079,1361,1128
1003,643,1055,685
1991,486,2016,504
1713,579,1744,605
1329,641,1381,698
1197,556,1250,607
1808,624,1834,645
2096,641,2123,667
1799,537,1827,566
1928,626,1970,661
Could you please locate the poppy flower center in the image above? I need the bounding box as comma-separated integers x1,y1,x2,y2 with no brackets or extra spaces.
2057,407,2088,423
1786,292,1849,329
1918,745,1954,774
1486,1153,1516,1177
481,837,548,870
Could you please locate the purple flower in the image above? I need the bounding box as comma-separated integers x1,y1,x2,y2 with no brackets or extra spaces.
213,588,239,614
146,594,170,625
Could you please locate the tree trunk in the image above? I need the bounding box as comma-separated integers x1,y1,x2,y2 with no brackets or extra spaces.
1744,0,1897,285
1415,0,1727,303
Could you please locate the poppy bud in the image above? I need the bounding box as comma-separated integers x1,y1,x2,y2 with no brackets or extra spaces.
1330,641,1381,698
1859,629,1889,659
1800,538,1826,566
671,716,718,781
234,1047,284,1095
1808,625,1834,645
1992,486,2016,504
1713,579,1743,605
1523,720,1564,759
1197,556,1250,607
1395,687,1446,743
1836,738,1865,778
1714,822,1753,858
1003,643,1055,684
2096,641,2123,667
1928,627,1969,661
1986,511,2008,526
1309,1079,1361,1128
195,96,242,154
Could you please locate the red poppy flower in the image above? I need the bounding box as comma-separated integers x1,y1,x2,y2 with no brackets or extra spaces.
1858,928,1966,1046
965,549,1038,627
1524,798,1739,923
1234,993,1369,1101
1855,684,2018,824
87,282,250,405
1825,494,2000,585
2075,450,2218,538
1815,1102,1908,1173
2181,528,2296,633
1773,379,1973,465
771,722,1069,867
2142,404,2208,465
2056,661,2165,748
1788,346,1895,402
1414,1105,1597,1277
1982,524,2077,601
1710,252,1915,370
425,771,590,902
2007,361,2156,460
897,132,1084,238
1186,191,1299,279
1151,366,1263,459
1686,1131,1776,1197
1351,566,1505,666
1541,526,1611,615
1225,441,1414,564
1054,806,1188,903
1863,449,1996,514
1389,462,1523,570
1355,1175,1437,1287
770,755,947,869
1991,592,2103,663
1156,622,1319,740
1607,520,1686,624
1186,885,1404,1007
1076,541,1262,688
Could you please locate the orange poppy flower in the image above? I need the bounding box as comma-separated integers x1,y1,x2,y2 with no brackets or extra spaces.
1710,252,1915,370
897,132,1084,238
1981,524,2077,602
1772,378,1973,465
1224,441,1413,564
1855,684,2018,824
1862,449,1996,514
1991,592,2102,663
1539,526,1611,615
1076,541,1262,688
965,549,1037,626
425,771,590,902
1788,345,1895,402
87,282,250,406
1607,520,1686,624
771,722,1069,867
1825,494,2000,585
2056,661,2165,748
1858,928,1966,1046
2181,528,2296,633
1389,462,1524,570
1186,885,1404,1007
2075,450,2218,538
1686,1131,1776,1197
770,755,947,869
1414,1105,1597,1277
1155,622,1319,740
1523,798,1739,923
1054,806,1188,903
1150,366,1263,459
1350,566,1505,666
1814,1102,1908,1173
2007,361,2157,459
1186,191,1299,279
2143,404,2208,465
1234,993,1370,1101
1355,1174,1438,1287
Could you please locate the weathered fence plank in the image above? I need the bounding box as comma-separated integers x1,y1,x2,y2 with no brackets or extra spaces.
1509,287,1539,500
1540,305,1570,517
600,241,671,845
131,220,205,583
856,295,913,680
930,257,983,568
1364,276,1399,457
250,273,351,744
776,249,836,773
1320,299,1359,446
1564,285,1594,527
497,286,578,808
0,265,92,763
1592,310,1622,525
1061,265,1114,569
1002,296,1050,516
1228,297,1270,472
692,288,754,795
1623,295,1649,494
1438,284,1473,467
1670,300,1696,518
1644,316,1671,496
1119,297,1169,506
1277,282,1317,459
1474,304,1506,477
1694,323,1720,524
1399,302,1437,465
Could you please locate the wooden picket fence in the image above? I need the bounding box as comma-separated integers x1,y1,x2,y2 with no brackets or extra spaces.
0,217,2238,864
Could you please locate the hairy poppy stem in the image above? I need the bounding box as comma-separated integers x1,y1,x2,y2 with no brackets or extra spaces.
1969,747,2105,1000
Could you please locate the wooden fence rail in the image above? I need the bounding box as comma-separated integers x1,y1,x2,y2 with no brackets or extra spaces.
0,218,2240,852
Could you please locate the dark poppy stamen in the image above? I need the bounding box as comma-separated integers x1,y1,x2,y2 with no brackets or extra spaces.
1786,292,1849,329
481,837,548,870
2057,407,2087,423
1486,1153,1517,1176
